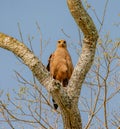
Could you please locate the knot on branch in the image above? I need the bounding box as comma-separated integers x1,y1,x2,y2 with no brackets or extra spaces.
47,79,61,94
83,35,98,48
52,80,61,90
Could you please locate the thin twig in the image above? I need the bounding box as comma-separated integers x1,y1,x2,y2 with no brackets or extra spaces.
99,0,109,32
17,22,24,43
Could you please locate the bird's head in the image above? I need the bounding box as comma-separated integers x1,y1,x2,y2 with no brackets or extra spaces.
57,40,67,48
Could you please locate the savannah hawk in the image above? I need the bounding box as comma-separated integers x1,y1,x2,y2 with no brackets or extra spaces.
47,40,73,109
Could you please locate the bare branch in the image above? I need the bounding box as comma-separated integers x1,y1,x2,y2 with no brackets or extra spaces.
17,22,24,43
67,0,98,103
0,33,61,94
99,0,109,32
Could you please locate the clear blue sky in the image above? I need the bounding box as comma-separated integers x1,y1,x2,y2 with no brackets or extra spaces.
0,0,120,128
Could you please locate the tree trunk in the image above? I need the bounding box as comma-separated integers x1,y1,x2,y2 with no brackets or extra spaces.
61,107,82,129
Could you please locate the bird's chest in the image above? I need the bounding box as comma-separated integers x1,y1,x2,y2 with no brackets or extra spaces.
50,49,68,66
54,49,67,58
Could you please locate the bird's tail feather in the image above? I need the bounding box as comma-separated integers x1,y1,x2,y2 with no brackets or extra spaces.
52,98,58,110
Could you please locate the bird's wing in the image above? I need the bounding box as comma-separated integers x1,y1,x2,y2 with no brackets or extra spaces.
46,53,53,71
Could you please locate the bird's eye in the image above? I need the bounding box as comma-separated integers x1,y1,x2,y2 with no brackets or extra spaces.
58,40,61,44
63,41,66,44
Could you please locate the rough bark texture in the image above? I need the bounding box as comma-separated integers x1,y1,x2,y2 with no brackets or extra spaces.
0,0,98,129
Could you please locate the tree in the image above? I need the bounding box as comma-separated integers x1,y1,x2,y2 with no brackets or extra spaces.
0,0,120,129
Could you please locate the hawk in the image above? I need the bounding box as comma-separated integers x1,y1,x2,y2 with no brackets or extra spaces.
47,40,73,110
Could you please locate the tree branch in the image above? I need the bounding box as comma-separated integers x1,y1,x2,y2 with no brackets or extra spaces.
67,0,99,104
0,33,61,95
67,0,98,37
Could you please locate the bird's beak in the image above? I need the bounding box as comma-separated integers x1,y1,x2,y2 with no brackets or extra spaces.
61,43,64,47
